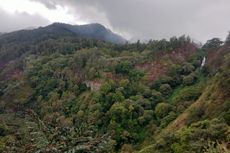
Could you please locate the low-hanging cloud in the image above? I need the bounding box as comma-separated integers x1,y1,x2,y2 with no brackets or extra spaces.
33,0,230,42
0,8,49,32
2,0,230,42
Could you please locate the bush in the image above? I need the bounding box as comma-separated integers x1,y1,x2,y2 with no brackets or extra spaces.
138,110,154,125
155,103,172,119
121,144,133,153
187,106,205,124
150,90,164,107
173,118,228,153
112,90,125,102
160,112,177,128
0,123,9,137
172,85,203,106
203,141,229,153
182,74,197,86
128,69,144,82
142,88,152,98
223,109,230,125
181,63,195,75
115,61,133,75
159,84,172,96
100,80,115,94
171,143,187,153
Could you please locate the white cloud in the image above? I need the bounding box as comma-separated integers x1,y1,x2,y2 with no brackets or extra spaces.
0,0,86,32
0,0,230,42
0,7,48,32
0,0,78,23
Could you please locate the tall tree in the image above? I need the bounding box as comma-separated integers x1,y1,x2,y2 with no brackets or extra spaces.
225,31,230,44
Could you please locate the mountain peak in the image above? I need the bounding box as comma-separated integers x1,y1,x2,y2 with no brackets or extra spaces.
47,22,125,44
0,22,126,44
81,23,107,30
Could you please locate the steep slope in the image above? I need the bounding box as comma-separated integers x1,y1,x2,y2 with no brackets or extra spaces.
0,32,229,153
138,45,230,153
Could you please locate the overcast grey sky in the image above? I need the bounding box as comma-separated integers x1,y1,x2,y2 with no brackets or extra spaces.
0,0,230,42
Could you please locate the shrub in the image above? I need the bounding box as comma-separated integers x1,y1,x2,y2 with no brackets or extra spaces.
174,118,228,153
171,143,187,153
159,84,172,96
181,63,195,75
142,88,152,98
138,110,154,125
0,123,9,137
187,106,205,124
128,69,144,82
112,90,125,102
172,85,202,106
203,141,229,153
121,144,133,153
155,103,172,119
160,112,177,128
100,80,115,94
182,74,197,86
150,90,164,107
115,61,133,75
223,109,230,125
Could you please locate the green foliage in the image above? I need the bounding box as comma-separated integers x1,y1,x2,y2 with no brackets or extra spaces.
171,142,187,153
187,106,205,124
0,30,229,153
160,112,177,128
138,110,154,126
203,141,229,153
155,103,172,119
202,38,223,50
100,80,116,94
128,69,144,82
172,83,203,106
0,122,9,137
175,118,228,152
181,63,195,75
159,84,172,96
115,61,133,75
148,118,229,153
182,73,197,86
151,90,164,105
223,109,230,125
107,101,146,149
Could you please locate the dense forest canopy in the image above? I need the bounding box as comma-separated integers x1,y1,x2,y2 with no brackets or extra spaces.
0,24,229,153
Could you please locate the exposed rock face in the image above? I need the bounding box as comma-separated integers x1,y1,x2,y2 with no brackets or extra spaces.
84,80,102,91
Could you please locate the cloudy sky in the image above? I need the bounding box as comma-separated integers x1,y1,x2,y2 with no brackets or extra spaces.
0,0,230,42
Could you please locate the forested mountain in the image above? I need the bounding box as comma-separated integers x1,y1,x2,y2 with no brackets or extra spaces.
0,23,125,45
0,25,229,153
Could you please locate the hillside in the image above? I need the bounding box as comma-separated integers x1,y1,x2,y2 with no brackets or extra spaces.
0,29,229,153
0,23,126,44
138,45,230,153
0,22,125,72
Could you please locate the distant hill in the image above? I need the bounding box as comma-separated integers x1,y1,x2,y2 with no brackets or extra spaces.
0,23,126,44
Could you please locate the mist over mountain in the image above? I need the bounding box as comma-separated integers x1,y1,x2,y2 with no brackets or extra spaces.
0,23,126,44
